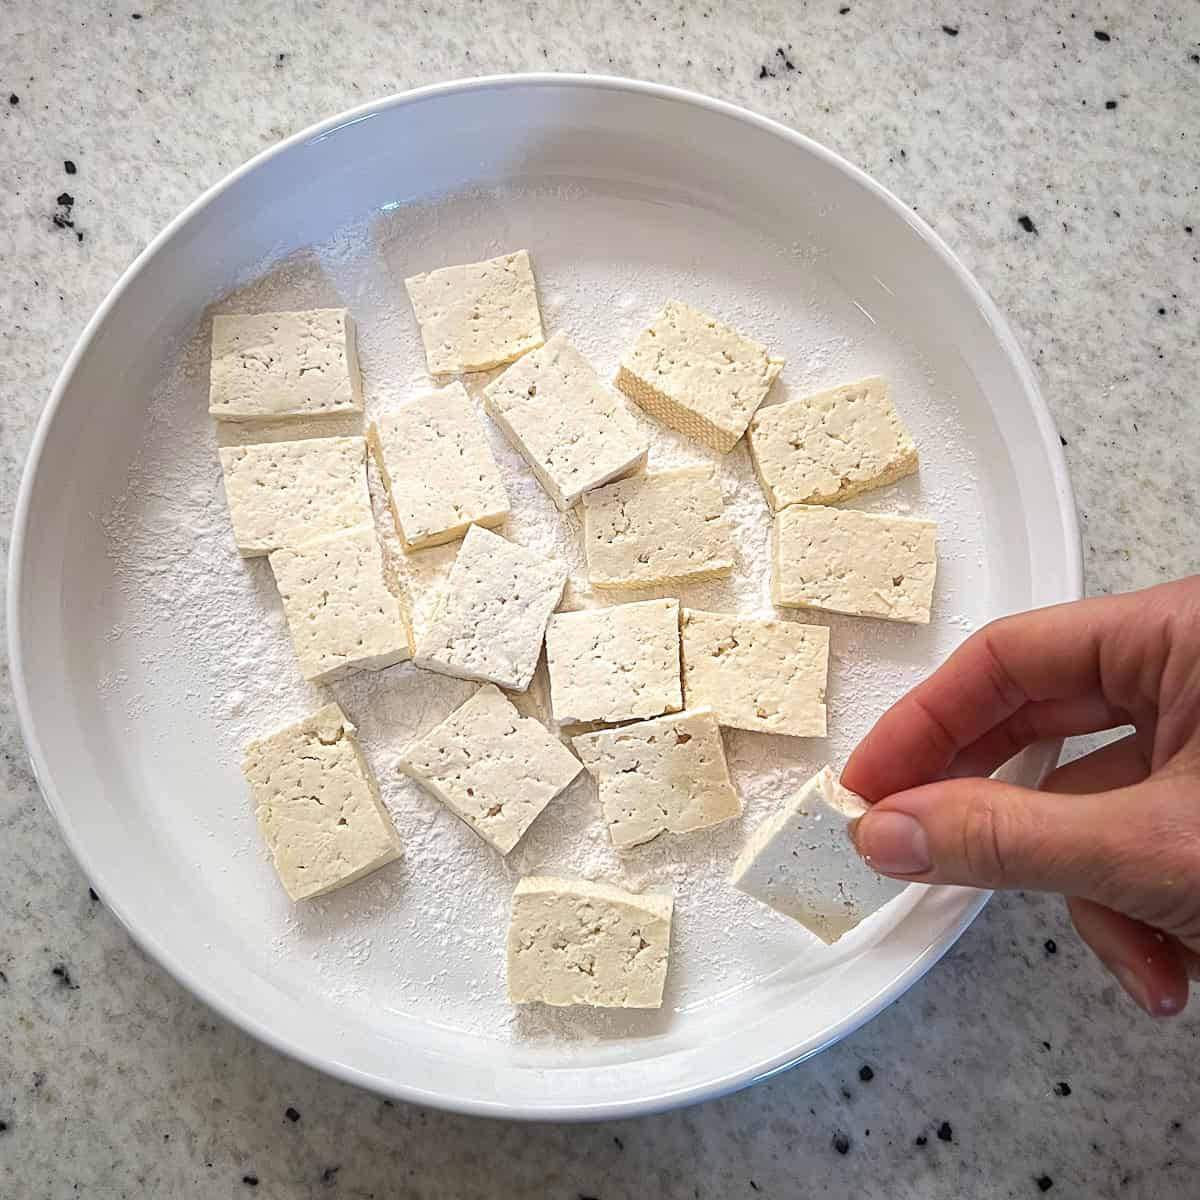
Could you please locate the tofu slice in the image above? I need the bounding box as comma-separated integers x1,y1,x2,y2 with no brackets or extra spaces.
367,381,510,549
748,376,918,510
615,299,784,452
680,609,828,737
772,505,937,624
482,331,650,510
730,766,909,942
413,525,567,692
208,309,363,422
404,249,543,375
573,706,741,849
218,436,373,558
397,684,582,854
268,524,412,683
545,598,683,725
507,875,673,1008
242,703,401,901
581,464,735,589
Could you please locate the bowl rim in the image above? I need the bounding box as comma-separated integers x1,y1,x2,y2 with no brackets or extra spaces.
7,72,1083,1121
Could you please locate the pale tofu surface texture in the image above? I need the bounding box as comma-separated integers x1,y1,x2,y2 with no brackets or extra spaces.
218,435,373,557
367,381,509,549
507,876,673,1008
573,706,741,849
730,765,909,942
413,525,567,691
680,609,829,737
268,524,412,683
208,308,363,421
545,598,683,725
404,249,544,375
615,299,784,452
581,464,735,589
242,704,401,901
397,684,583,854
772,504,937,623
747,376,918,510
483,331,650,510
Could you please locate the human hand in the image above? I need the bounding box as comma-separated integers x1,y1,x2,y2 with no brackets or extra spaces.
842,577,1200,1017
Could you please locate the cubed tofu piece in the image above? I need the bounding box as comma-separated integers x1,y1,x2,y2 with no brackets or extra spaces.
242,703,401,901
218,436,373,558
581,465,735,589
208,308,363,422
367,381,509,549
507,875,673,1008
730,766,909,942
482,332,650,510
573,706,741,849
413,525,567,691
680,609,828,737
772,505,937,624
748,376,918,510
615,299,784,452
397,684,582,854
404,249,543,375
545,598,682,725
268,524,412,683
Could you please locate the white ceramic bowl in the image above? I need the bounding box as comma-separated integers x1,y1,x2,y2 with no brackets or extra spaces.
8,76,1081,1119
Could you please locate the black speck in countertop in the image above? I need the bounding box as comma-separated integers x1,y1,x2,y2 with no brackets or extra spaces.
1044,938,1057,953
1042,1040,1052,1050
51,963,79,990
285,1106,300,1122
937,1121,954,1143
839,5,850,12
132,11,143,18
1054,1081,1072,1096
1105,99,1117,109
1094,30,1110,41
613,1136,623,1150
915,1135,928,1147
1036,1176,1054,1192
942,24,959,36
758,65,774,79
275,53,286,67
88,886,99,902
1059,434,1068,447
57,191,74,207
31,1072,45,1091
832,1133,851,1155
1158,306,1166,315
321,1166,340,1185
1191,53,1199,63
1018,214,1038,234
1185,225,1194,234
858,1064,874,1082
65,159,77,175
749,1182,760,1192
775,47,796,70
8,93,18,105
242,1175,259,1188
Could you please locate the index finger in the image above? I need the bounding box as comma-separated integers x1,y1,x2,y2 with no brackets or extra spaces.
841,587,1166,801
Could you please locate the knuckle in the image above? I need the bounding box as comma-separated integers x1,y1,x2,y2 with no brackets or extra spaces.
959,791,1010,885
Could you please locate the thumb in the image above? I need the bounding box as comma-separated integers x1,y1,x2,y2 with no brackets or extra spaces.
851,776,1129,897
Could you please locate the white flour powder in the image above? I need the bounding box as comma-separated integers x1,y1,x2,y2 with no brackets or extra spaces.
101,184,985,1042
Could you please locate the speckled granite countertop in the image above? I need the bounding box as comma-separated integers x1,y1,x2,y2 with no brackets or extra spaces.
2,1,1198,1197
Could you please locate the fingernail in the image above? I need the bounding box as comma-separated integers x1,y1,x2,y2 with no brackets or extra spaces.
1112,965,1180,1018
855,811,932,875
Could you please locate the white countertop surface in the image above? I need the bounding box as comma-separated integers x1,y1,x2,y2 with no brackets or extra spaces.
2,1,1198,1196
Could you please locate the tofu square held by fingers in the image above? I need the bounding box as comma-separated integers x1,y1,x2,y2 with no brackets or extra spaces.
507,875,674,1008
367,381,509,549
730,766,909,943
748,376,918,510
680,609,828,737
218,435,374,558
242,704,401,901
772,504,937,624
483,331,650,510
397,684,582,854
413,525,567,692
581,464,735,589
573,706,741,849
615,299,784,452
404,249,544,375
208,308,363,422
268,524,412,684
545,598,683,725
